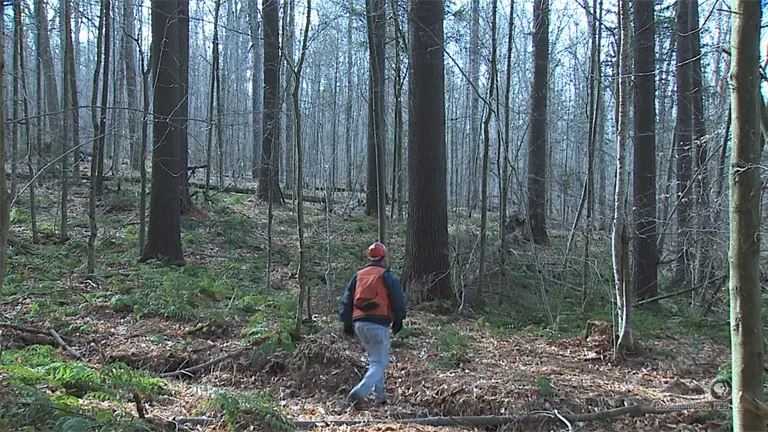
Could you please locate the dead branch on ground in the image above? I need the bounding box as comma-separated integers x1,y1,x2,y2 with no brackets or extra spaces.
47,326,85,361
0,322,76,343
290,402,727,428
158,348,246,378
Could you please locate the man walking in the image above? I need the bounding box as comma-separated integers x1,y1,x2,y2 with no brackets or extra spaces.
339,241,407,407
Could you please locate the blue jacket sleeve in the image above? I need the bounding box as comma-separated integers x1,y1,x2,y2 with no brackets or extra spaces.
383,271,407,322
338,275,357,324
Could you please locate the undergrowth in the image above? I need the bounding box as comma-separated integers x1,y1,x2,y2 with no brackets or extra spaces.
0,345,165,431
199,389,294,431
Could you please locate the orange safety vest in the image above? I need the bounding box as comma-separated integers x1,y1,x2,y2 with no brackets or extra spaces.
352,265,392,320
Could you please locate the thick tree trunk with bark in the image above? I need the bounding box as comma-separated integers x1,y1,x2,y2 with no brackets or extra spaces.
674,0,693,287
728,1,764,429
632,0,658,301
259,0,283,203
527,0,549,245
403,0,452,302
140,0,184,265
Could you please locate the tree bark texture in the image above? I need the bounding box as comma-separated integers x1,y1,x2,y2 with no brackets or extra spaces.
403,0,452,302
259,0,284,202
527,0,549,245
728,1,764,429
140,0,184,264
632,0,658,301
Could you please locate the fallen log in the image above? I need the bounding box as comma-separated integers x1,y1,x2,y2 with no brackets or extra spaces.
291,402,728,429
0,322,76,344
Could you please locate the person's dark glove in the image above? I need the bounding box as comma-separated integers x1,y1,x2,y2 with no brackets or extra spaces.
344,322,355,337
392,320,403,335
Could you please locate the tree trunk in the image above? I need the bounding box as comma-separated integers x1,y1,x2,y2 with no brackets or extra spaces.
728,1,765,429
499,0,514,267
467,0,480,212
583,0,602,301
690,0,710,293
284,0,296,193
345,1,354,191
35,0,61,174
140,0,184,265
95,0,111,197
16,0,38,243
527,0,550,245
11,2,20,203
365,0,387,225
478,0,498,286
0,1,9,294
139,41,149,252
292,0,312,339
249,4,263,180
59,0,72,243
391,0,404,221
403,0,452,302
674,0,693,288
205,0,221,196
216,12,224,191
632,0,658,301
88,0,107,274
125,0,140,171
614,0,634,356
258,0,283,203
177,0,192,214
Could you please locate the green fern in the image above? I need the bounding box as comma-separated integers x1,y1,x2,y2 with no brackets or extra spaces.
201,390,294,432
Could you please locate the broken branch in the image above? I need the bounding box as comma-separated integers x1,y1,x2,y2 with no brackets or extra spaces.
47,326,85,361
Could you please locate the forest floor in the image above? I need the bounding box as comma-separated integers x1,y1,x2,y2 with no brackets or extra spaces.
0,178,734,431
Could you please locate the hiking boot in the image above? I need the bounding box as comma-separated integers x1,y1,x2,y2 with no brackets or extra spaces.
345,390,364,407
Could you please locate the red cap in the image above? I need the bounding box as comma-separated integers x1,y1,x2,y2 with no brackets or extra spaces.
367,242,387,260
